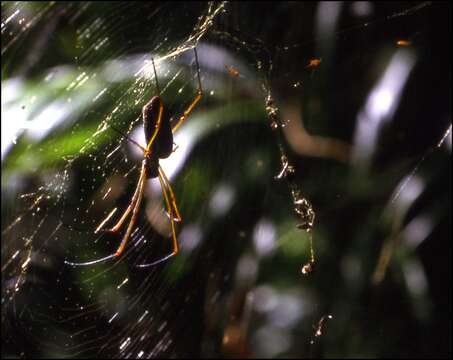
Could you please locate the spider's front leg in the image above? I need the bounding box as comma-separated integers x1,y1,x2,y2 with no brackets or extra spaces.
171,90,202,133
171,47,203,133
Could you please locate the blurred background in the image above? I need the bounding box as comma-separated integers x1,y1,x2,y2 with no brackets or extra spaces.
1,2,451,358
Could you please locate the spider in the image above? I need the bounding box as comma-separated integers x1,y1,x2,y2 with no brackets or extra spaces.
65,48,203,268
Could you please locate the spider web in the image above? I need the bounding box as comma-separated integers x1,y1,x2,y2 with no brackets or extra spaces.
2,2,451,358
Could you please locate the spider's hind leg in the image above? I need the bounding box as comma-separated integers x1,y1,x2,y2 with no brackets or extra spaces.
95,160,146,236
113,161,147,257
158,166,182,223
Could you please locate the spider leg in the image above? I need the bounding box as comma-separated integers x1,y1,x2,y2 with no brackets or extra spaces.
136,169,178,267
64,253,118,266
65,161,147,267
109,124,147,153
114,161,147,257
171,48,203,133
96,160,146,234
158,165,182,222
171,91,202,132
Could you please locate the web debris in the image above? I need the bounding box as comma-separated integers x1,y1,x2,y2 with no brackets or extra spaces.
265,93,317,275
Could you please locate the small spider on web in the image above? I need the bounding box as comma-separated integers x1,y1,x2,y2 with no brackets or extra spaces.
65,48,203,268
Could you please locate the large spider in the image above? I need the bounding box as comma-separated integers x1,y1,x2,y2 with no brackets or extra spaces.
66,48,202,268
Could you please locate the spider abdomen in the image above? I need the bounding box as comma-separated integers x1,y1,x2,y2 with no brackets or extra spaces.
143,96,173,160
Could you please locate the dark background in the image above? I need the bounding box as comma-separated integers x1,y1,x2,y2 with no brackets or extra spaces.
2,2,451,358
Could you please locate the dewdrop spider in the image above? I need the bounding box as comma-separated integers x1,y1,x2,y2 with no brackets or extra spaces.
65,48,203,268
